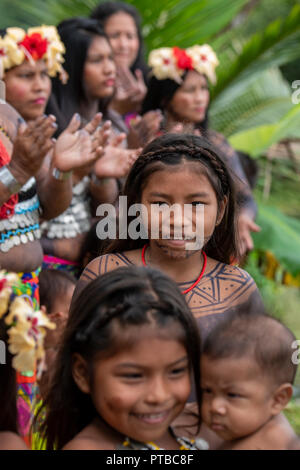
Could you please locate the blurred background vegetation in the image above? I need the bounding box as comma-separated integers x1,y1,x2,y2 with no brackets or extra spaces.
1,0,300,431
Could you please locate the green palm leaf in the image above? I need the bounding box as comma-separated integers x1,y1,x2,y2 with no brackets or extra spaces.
253,205,300,276
142,0,248,48
228,103,300,156
211,4,300,101
210,68,293,136
0,0,248,50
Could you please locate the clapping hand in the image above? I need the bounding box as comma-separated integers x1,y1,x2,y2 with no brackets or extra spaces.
53,113,107,173
127,110,163,148
114,65,147,114
8,115,56,185
94,132,141,179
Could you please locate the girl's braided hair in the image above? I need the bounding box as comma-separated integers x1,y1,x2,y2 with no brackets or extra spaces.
38,266,202,450
106,133,239,264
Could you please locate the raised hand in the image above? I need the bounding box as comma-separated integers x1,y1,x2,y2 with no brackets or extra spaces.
114,65,147,114
53,114,102,173
127,110,163,148
83,112,112,160
237,212,261,256
94,132,141,179
8,115,56,185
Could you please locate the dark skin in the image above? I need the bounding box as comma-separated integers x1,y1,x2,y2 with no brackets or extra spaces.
74,164,262,330
0,114,57,272
0,109,105,271
77,249,260,323
0,115,56,206
40,127,141,263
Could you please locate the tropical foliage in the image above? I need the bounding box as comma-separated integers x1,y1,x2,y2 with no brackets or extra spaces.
1,0,300,431
1,0,300,278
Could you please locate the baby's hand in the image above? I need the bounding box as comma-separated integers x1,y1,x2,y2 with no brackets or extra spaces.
8,115,56,185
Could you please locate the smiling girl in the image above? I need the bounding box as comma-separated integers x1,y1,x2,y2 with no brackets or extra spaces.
142,45,260,256
38,266,205,450
75,133,263,338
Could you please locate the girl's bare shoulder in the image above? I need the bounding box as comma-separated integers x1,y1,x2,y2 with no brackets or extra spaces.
188,257,262,318
71,250,142,305
81,249,142,281
63,436,114,450
0,432,29,450
62,422,118,450
205,257,258,293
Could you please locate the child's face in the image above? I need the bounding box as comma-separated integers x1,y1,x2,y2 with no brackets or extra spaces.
140,161,225,259
85,326,191,443
201,355,277,441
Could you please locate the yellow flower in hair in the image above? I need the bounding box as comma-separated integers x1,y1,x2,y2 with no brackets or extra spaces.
5,296,56,374
0,271,20,318
28,25,66,77
0,25,66,81
148,47,184,84
6,27,26,43
4,295,33,325
148,44,219,85
0,35,24,70
186,45,219,84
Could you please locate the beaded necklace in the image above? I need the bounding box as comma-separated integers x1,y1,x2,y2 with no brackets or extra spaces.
141,243,207,295
118,432,208,450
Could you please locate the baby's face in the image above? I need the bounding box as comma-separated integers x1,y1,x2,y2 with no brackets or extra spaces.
200,355,276,441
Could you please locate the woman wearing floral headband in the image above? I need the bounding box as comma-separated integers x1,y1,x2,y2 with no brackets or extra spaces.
0,270,55,449
0,26,109,445
142,45,260,258
0,25,122,277
0,26,66,122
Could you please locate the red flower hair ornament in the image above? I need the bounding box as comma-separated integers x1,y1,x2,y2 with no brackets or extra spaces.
148,44,219,84
0,26,67,83
19,33,48,61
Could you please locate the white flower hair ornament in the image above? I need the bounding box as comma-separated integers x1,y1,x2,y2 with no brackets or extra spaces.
0,25,68,83
148,45,219,85
0,270,56,378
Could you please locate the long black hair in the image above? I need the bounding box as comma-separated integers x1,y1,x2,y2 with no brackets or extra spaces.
37,266,202,450
142,72,209,131
46,17,112,133
106,133,239,264
90,1,149,82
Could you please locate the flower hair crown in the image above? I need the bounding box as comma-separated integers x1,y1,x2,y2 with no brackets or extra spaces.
0,26,67,82
148,45,219,85
0,270,55,377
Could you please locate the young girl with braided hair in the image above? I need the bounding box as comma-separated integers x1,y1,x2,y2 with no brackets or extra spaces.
37,266,206,450
75,133,263,339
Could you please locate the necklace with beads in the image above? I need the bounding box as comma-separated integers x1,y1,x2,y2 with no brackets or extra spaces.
117,428,209,450
141,243,207,295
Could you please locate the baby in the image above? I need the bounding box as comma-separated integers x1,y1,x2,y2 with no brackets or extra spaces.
38,269,76,397
201,310,300,450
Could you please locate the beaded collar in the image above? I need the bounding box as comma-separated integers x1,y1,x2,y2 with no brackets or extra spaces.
116,428,209,450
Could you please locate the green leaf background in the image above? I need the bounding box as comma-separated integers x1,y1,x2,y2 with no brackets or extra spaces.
1,0,300,275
